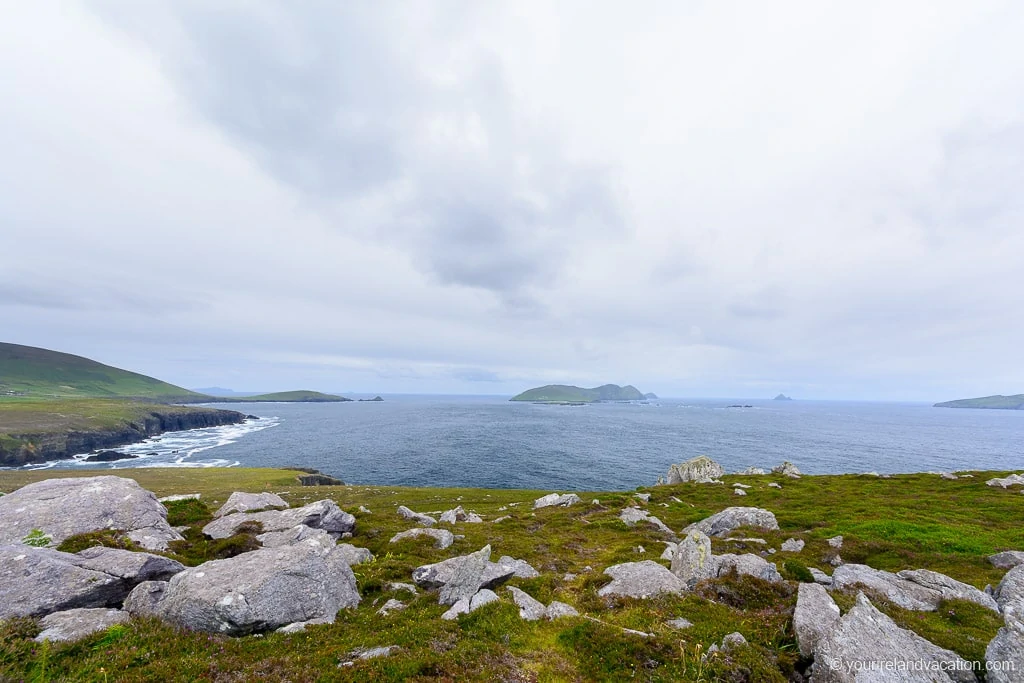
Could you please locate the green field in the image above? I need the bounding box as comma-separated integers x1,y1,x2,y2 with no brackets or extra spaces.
510,383,647,403
1,467,1020,681
934,394,1024,410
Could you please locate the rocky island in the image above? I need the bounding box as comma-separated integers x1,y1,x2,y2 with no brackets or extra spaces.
510,384,647,404
935,394,1024,410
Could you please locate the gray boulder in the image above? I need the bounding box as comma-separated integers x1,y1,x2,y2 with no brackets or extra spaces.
664,456,724,484
827,535,844,549
995,564,1024,611
396,505,437,527
123,581,167,616
441,588,499,620
0,544,181,619
991,551,1024,570
214,491,288,518
794,582,840,657
831,564,942,611
497,556,540,579
597,560,687,599
619,507,673,535
713,553,783,583
781,538,805,552
987,602,1024,683
389,528,455,549
439,506,483,524
0,476,183,551
34,608,129,643
738,467,766,475
987,474,1024,488
413,547,515,601
809,567,833,586
721,631,747,651
545,601,579,619
533,493,582,509
439,545,493,606
334,544,374,566
812,593,976,682
377,599,406,616
158,494,200,503
203,500,355,540
139,540,360,635
683,507,779,537
256,524,336,552
896,568,998,611
507,586,547,621
772,461,802,478
670,529,716,587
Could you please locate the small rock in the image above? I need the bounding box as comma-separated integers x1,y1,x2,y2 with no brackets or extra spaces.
441,588,499,619
34,608,129,643
492,516,511,523
635,493,651,502
771,461,801,478
377,599,406,616
987,474,1024,488
738,467,766,475
733,488,747,496
203,500,355,540
781,538,805,552
721,631,747,651
334,544,374,566
598,560,687,599
158,494,200,503
794,582,840,657
666,617,693,629
358,506,371,514
940,472,959,480
387,582,418,595
683,507,779,537
660,542,677,561
990,551,1024,569
507,586,546,621
545,601,579,619
809,567,833,586
496,556,540,579
214,492,288,518
533,493,582,509
671,529,716,587
389,528,455,549
663,456,724,484
827,535,843,549
636,545,646,554
396,505,437,527
767,482,782,489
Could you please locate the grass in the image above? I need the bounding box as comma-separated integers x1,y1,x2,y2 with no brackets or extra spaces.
0,467,1021,680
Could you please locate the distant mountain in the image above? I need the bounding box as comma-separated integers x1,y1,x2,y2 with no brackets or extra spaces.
510,384,646,403
0,342,203,402
191,387,258,397
934,395,1024,410
644,392,659,400
223,390,352,403
774,393,793,401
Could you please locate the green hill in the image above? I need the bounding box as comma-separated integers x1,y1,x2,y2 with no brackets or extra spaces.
223,390,351,403
0,343,203,402
934,394,1024,410
510,384,646,403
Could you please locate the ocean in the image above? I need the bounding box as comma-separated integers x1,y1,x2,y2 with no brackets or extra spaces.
17,396,1024,491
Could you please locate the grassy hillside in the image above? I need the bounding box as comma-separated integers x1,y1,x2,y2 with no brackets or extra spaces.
510,383,646,403
0,343,203,402
225,390,352,403
935,394,1024,410
0,467,1019,680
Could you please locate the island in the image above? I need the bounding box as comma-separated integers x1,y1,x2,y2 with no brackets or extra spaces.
934,394,1024,410
773,393,793,401
643,392,659,400
215,390,352,403
358,396,384,402
510,384,646,403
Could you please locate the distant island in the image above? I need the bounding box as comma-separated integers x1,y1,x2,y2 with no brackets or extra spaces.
211,390,352,403
358,396,384,402
644,392,658,400
934,394,1024,410
774,394,793,401
510,384,646,403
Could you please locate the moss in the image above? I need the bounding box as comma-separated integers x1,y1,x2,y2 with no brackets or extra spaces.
56,530,140,554
781,560,814,583
163,497,212,527
166,525,263,566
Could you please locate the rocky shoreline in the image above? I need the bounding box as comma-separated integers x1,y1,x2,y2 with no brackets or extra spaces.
0,406,247,467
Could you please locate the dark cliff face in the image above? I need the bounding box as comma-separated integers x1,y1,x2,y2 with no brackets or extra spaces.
0,408,246,467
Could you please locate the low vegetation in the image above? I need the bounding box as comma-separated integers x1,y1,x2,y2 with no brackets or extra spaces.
0,467,1021,680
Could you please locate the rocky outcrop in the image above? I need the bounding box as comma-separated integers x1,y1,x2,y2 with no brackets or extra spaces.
994,564,1024,611
34,608,129,643
203,500,354,539
439,506,483,524
0,545,182,619
214,492,288,518
297,473,345,486
794,582,840,657
832,563,996,611
397,506,437,527
0,476,183,551
987,474,1024,488
0,407,246,467
619,507,674,535
683,507,779,537
597,560,688,599
990,551,1024,569
772,461,801,478
533,493,582,509
663,456,724,484
256,525,336,552
128,540,360,635
896,568,999,611
713,553,784,583
389,528,455,549
671,530,716,587
987,602,1024,683
412,546,515,602
811,593,976,682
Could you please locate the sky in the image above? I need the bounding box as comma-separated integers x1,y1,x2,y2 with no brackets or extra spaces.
1,2,1023,401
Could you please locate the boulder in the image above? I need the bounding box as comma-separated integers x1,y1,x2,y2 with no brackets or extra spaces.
664,456,724,484
203,500,355,540
396,505,437,527
533,493,582,509
123,581,167,616
441,588,499,620
995,564,1024,611
733,488,747,496
334,544,374,566
990,551,1024,569
377,599,406,616
507,586,546,621
713,553,783,583
497,556,540,579
896,568,998,612
0,476,183,551
214,492,288,518
439,506,483,524
811,593,976,682
794,582,840,657
683,507,779,537
987,474,1024,488
139,541,360,635
670,529,716,587
619,507,673,535
831,564,941,611
545,601,579,619
721,631,747,651
439,546,493,606
389,528,455,549
34,608,129,643
0,545,180,620
827,535,843,549
413,547,516,601
987,602,1024,683
772,461,801,478
597,560,688,599
666,617,693,629
660,542,677,561
158,494,200,503
809,567,833,586
256,525,336,552
781,538,805,552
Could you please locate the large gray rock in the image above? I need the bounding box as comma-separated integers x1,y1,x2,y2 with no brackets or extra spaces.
140,540,360,635
0,476,183,551
0,545,181,619
389,527,455,549
545,601,579,619
123,581,167,616
597,560,687,599
203,500,354,539
439,506,483,524
811,593,976,682
670,529,716,587
214,492,288,518
256,524,336,552
664,456,724,484
781,538,805,552
831,564,943,611
34,608,129,643
413,547,515,602
713,553,784,583
987,602,1024,683
441,588,499,620
533,493,582,509
772,461,801,478
990,551,1024,570
440,546,492,606
794,582,840,657
334,544,374,566
987,474,1024,488
497,556,540,579
507,586,546,621
995,564,1024,611
619,507,673,535
896,568,998,611
396,506,436,527
683,507,779,537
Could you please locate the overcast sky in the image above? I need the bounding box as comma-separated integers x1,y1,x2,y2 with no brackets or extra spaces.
2,2,1022,400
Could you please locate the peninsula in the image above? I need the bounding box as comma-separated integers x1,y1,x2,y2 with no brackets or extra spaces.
510,384,646,403
934,394,1024,410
